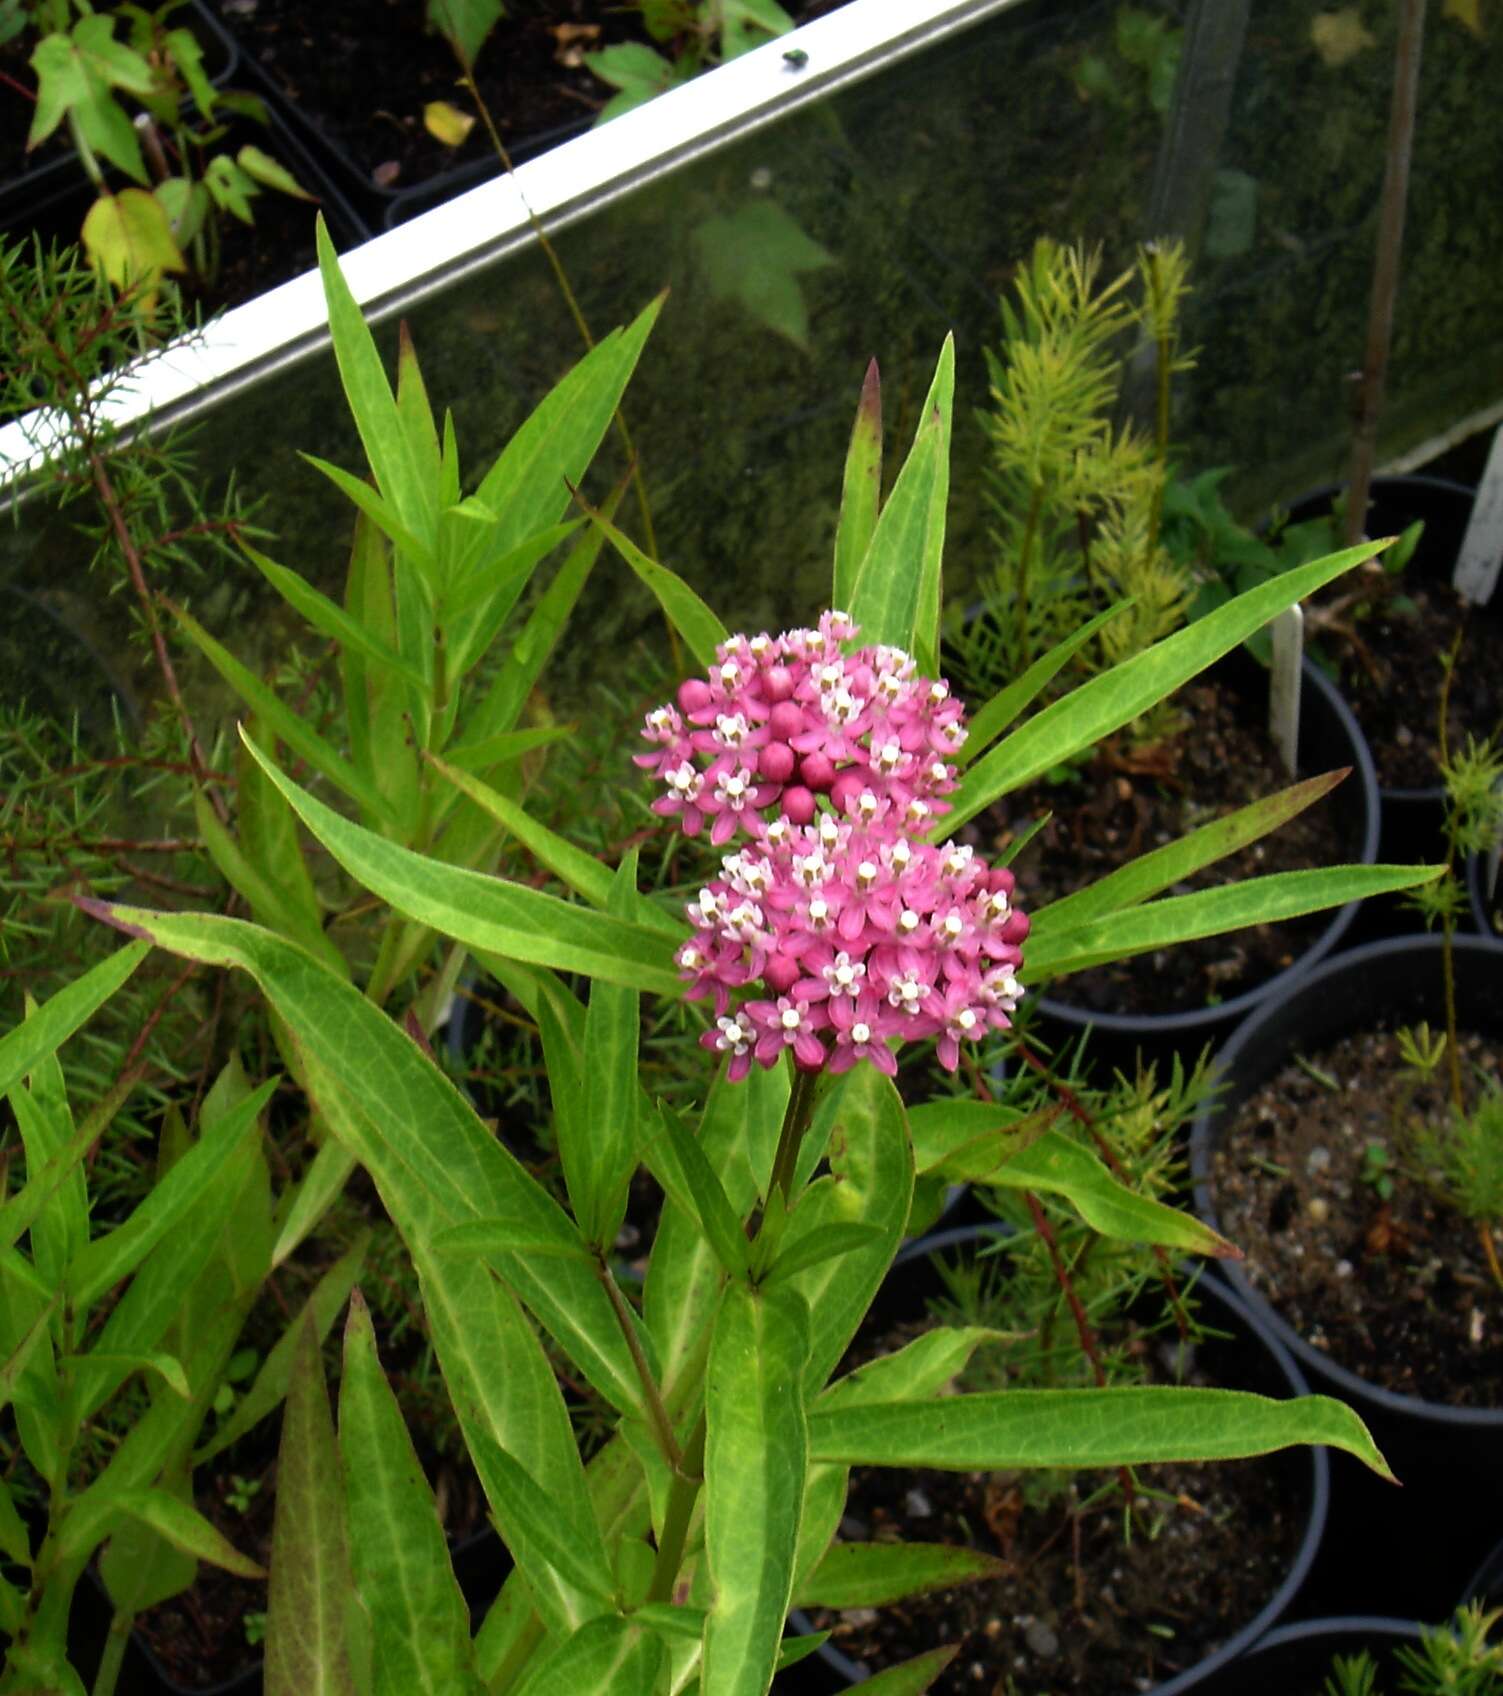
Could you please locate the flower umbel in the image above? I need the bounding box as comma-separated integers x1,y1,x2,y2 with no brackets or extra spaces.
641,611,1028,1077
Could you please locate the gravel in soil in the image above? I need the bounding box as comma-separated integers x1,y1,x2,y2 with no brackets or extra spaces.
969,669,1351,1018
1314,569,1501,791
1209,1026,1503,1407
809,1452,1302,1696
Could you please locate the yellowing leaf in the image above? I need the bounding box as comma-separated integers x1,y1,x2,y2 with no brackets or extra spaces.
1444,0,1485,36
423,99,475,147
1310,8,1376,65
81,188,185,307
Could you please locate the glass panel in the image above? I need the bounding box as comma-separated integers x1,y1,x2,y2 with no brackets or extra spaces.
3,0,1500,721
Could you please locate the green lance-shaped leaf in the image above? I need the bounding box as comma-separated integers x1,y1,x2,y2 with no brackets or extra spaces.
301,453,435,580
316,216,437,554
81,904,655,1420
240,539,428,691
1031,770,1352,932
197,1228,369,1463
66,1124,260,1428
847,337,953,674
237,731,681,995
113,1488,265,1578
644,1100,751,1284
942,538,1394,834
703,1282,811,1696
780,1066,913,1396
645,1062,788,1406
832,357,881,610
424,753,682,937
1027,864,1441,982
338,1291,483,1696
794,1540,1007,1609
852,1646,961,1695
0,940,146,1100
510,1615,667,1696
267,1314,358,1696
809,1385,1393,1477
8,1029,86,1300
418,1243,609,1635
960,601,1131,763
904,1105,1234,1255
819,1327,1005,1411
581,493,730,670
67,1077,276,1313
169,601,396,830
761,1222,882,1288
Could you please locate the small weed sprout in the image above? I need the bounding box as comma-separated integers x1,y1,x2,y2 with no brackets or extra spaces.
1322,1602,1503,1695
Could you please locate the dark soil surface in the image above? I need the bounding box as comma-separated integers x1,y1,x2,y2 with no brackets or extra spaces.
1314,568,1501,791
1209,1025,1503,1407
205,0,847,193
969,666,1351,1019
810,1453,1303,1696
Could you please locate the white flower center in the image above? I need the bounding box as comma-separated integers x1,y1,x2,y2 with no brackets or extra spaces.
852,1022,872,1045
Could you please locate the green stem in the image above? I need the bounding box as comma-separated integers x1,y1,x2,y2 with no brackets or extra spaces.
646,1411,707,1605
1016,483,1044,672
763,1065,819,1210
91,1610,132,1696
595,1256,682,1473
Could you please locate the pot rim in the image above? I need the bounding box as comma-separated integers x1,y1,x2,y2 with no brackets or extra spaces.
1188,931,1503,1428
1038,651,1380,1041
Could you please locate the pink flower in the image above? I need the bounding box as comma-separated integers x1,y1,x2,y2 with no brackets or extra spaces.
642,612,1028,1079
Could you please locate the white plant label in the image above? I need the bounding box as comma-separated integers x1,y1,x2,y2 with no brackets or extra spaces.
1269,603,1304,778
1454,421,1503,606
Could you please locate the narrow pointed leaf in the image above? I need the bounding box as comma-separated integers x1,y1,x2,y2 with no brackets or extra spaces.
510,1616,666,1696
833,358,881,610
960,601,1131,761
853,1647,960,1694
266,1315,357,1696
942,539,1394,833
316,217,434,550
169,603,394,828
462,479,624,745
81,905,653,1419
762,1222,881,1288
238,732,680,993
820,1327,1006,1410
424,754,682,937
241,541,427,689
1033,770,1352,930
0,941,146,1099
196,1229,369,1463
794,1541,1006,1609
7,1042,85,1294
438,725,570,774
809,1386,1393,1477
68,1078,275,1311
905,1108,1234,1254
338,1291,482,1696
301,453,435,577
645,1101,750,1282
441,518,578,624
581,494,728,669
1028,864,1441,980
704,1282,810,1696
115,1488,265,1577
848,338,952,672
781,1067,913,1395
418,1242,611,1636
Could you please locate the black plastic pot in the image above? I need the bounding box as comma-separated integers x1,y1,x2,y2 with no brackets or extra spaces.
1470,851,1500,940
0,3,239,239
791,1226,1330,1694
1035,647,1379,1075
1193,1616,1424,1696
1282,476,1496,874
1188,934,1503,1617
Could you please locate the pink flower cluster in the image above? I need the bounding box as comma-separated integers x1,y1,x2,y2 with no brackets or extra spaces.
638,611,1028,1080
